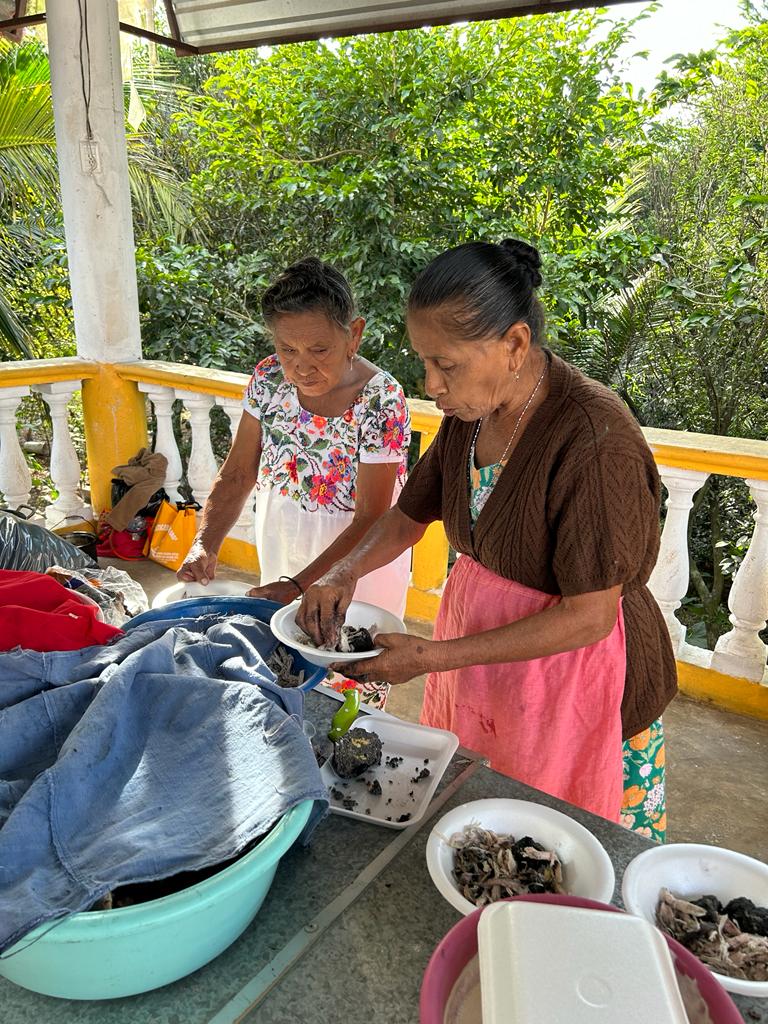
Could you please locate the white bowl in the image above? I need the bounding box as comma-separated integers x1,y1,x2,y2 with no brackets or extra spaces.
269,599,406,668
426,798,616,916
151,579,254,609
622,842,768,998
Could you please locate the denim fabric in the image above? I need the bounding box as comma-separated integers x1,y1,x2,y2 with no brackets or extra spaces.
0,614,328,953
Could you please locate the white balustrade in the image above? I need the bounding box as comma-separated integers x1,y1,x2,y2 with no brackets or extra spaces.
711,479,768,684
139,383,183,503
0,386,33,509
647,466,710,654
32,381,89,525
215,397,256,532
175,390,218,509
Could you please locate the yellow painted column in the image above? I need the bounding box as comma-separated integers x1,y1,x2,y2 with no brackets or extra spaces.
82,365,148,515
407,428,450,622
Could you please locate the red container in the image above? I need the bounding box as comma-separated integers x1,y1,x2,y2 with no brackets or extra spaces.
420,894,743,1024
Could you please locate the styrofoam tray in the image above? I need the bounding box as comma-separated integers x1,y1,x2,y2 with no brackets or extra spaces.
477,902,689,1024
321,715,458,829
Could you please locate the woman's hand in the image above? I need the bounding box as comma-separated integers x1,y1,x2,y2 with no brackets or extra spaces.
296,570,356,647
331,633,434,686
177,542,218,584
246,580,301,604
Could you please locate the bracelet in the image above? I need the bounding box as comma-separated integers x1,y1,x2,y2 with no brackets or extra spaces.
279,575,304,597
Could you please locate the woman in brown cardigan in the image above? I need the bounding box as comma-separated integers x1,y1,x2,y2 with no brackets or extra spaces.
298,239,676,832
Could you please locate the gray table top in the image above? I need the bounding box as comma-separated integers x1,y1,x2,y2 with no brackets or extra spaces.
2,689,764,1024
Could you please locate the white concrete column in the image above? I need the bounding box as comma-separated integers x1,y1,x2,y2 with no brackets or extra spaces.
215,397,256,532
711,479,768,683
0,387,32,509
47,0,142,362
32,382,89,524
176,390,218,509
138,384,183,503
647,466,710,653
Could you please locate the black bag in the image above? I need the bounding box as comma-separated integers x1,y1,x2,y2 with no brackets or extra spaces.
0,507,97,573
110,479,167,519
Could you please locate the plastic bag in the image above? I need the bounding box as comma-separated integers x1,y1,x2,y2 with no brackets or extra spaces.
146,501,198,572
46,565,149,626
0,509,97,573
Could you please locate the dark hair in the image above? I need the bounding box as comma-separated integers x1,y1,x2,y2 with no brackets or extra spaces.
261,257,356,328
407,239,546,344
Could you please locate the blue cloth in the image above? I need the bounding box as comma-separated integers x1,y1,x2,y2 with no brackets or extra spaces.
0,614,328,953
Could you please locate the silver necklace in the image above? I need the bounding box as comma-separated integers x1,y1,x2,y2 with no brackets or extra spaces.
471,361,549,470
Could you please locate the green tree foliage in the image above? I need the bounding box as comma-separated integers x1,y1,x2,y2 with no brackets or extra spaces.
0,37,195,358
171,13,655,389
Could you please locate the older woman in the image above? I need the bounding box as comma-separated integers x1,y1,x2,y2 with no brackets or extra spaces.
298,240,676,829
179,257,411,705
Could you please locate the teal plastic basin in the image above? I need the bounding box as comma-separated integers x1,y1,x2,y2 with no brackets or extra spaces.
0,798,313,1000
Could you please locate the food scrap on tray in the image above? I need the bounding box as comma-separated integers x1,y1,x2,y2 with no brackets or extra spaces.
656,888,768,981
450,826,565,907
331,728,383,778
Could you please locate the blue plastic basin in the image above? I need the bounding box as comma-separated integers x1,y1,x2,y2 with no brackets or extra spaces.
0,798,313,1000
124,596,327,691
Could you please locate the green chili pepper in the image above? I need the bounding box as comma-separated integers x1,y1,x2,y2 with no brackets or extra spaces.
328,688,360,743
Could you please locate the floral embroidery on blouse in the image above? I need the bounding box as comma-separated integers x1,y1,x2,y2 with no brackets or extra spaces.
242,354,410,514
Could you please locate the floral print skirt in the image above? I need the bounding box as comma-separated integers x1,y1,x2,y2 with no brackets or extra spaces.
621,718,666,842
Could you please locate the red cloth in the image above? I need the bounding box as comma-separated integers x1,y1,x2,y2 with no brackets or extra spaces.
0,570,124,652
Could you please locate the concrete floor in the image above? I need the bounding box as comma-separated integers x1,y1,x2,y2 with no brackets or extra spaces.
123,560,768,862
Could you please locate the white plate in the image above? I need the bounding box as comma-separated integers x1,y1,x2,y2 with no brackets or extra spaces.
426,798,616,915
322,715,458,829
622,842,768,999
270,599,406,668
151,579,254,608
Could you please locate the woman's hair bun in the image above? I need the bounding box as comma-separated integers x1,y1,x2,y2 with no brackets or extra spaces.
499,238,543,288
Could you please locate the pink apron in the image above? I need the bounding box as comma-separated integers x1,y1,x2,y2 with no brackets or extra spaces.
421,556,626,821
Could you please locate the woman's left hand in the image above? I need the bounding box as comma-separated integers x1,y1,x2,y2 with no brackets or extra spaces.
331,633,435,686
246,580,302,604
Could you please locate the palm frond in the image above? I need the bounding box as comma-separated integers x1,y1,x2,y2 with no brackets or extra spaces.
0,287,34,359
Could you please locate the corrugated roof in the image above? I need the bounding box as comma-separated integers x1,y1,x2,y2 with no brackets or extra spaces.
168,0,636,52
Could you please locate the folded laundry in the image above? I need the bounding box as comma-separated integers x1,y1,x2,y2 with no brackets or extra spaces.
0,570,124,652
0,612,328,953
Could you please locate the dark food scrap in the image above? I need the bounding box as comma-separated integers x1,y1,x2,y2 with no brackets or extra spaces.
450,827,564,908
656,888,768,981
385,755,404,769
411,768,431,783
367,779,383,797
342,797,358,811
331,728,383,779
295,623,376,653
266,645,305,688
330,787,344,801
338,625,376,653
397,813,412,823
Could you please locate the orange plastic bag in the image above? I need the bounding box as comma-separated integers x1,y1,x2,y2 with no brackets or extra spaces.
145,501,198,572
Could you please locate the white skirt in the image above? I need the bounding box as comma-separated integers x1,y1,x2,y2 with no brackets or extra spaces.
253,487,411,620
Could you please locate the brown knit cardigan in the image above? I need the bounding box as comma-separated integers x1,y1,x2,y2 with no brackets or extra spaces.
398,350,677,739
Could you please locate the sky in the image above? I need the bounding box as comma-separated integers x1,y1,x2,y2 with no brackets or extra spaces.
613,0,748,93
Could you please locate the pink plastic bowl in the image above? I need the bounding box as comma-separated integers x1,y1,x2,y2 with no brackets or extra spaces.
420,894,743,1024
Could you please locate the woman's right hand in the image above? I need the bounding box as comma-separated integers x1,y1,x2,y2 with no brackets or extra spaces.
177,542,218,585
296,569,356,647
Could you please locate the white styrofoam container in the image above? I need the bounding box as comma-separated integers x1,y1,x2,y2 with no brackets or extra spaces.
477,902,689,1024
426,798,616,915
270,599,406,668
151,579,254,608
622,842,768,998
321,713,458,829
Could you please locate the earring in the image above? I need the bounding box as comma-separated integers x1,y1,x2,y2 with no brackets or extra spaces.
515,371,520,381
349,357,354,372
